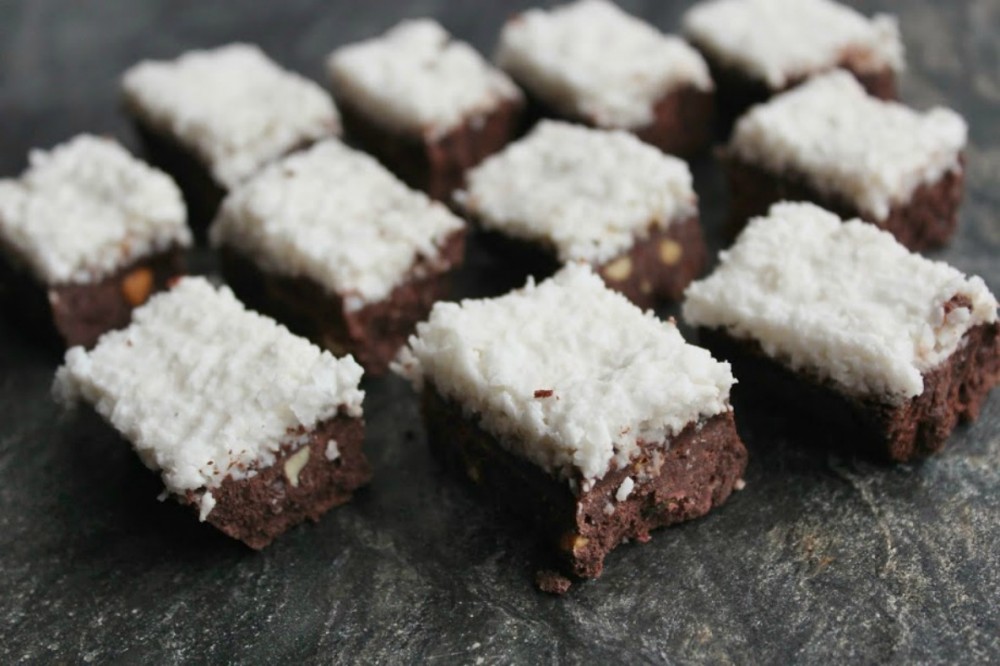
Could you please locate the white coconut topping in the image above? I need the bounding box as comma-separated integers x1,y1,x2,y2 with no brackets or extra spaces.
496,0,713,129
683,202,998,403
727,72,967,221
397,264,734,482
615,477,635,502
0,135,190,285
683,0,904,89
328,19,521,138
324,440,340,462
53,277,365,516
210,140,464,309
455,121,697,264
122,43,340,189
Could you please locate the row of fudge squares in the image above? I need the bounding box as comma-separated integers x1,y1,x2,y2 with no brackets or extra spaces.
115,0,914,220
54,203,999,589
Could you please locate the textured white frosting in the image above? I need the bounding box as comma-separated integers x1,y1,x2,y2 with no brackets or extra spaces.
683,202,998,403
496,0,713,129
54,277,365,519
0,134,190,285
727,72,967,221
397,264,735,482
210,140,464,309
683,0,904,89
122,43,340,189
455,121,697,264
328,19,521,138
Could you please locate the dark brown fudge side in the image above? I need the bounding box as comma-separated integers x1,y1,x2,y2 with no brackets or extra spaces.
0,246,185,350
218,229,466,375
722,154,965,251
697,321,1000,462
421,385,748,582
338,97,525,201
180,412,371,550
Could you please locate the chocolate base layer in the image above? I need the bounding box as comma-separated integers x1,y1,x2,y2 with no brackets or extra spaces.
689,46,898,134
467,215,705,310
723,155,965,251
338,97,525,201
421,385,747,581
218,229,466,375
0,247,184,350
697,322,1000,462
180,412,371,550
520,84,714,158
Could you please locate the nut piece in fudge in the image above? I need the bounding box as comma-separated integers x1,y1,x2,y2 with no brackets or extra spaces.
210,139,466,374
682,0,904,125
396,264,747,582
53,277,370,549
455,121,706,308
0,134,191,349
683,202,1000,462
327,19,524,200
722,71,967,251
122,44,341,229
496,0,714,156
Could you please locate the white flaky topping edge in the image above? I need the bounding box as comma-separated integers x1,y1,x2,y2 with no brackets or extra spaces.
727,72,967,221
122,43,340,189
0,134,190,285
53,277,365,521
683,202,998,403
455,121,697,263
683,0,905,89
328,19,521,138
496,0,713,129
396,263,735,485
210,140,464,310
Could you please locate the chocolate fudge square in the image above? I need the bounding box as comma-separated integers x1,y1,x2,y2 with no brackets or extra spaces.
210,140,466,375
397,264,747,582
683,0,904,127
122,44,341,231
0,134,191,349
722,72,967,251
495,0,715,157
683,202,1000,462
328,20,524,201
54,277,370,549
455,121,706,308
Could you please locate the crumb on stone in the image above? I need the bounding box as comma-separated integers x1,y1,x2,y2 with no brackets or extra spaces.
535,569,572,596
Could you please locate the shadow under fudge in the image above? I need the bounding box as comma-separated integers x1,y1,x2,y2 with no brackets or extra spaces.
420,384,747,582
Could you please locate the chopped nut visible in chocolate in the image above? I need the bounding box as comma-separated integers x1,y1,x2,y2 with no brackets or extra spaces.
658,239,683,265
283,445,311,488
535,569,573,596
121,267,154,306
603,256,632,282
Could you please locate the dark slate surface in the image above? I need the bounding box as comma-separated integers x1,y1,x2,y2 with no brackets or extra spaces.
1,1,998,663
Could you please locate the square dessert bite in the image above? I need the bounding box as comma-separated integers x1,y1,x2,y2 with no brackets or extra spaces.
122,44,340,230
328,19,524,200
0,134,190,349
210,140,466,374
455,121,705,308
683,202,1000,462
495,0,714,157
54,277,370,549
397,264,747,583
722,71,967,251
683,0,904,124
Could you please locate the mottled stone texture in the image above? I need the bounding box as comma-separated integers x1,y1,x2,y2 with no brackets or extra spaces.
1,1,998,664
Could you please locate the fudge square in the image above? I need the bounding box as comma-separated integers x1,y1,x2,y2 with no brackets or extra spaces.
683,202,1000,462
122,44,340,229
455,121,705,308
210,140,466,375
683,0,904,123
0,134,190,349
495,0,714,157
397,264,747,581
722,72,968,251
54,277,370,549
327,19,524,200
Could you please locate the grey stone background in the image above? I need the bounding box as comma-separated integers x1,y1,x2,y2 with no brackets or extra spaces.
1,1,998,664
